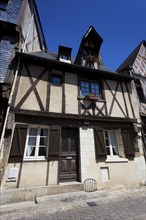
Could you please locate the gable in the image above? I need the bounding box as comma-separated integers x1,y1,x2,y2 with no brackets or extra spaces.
75,26,103,66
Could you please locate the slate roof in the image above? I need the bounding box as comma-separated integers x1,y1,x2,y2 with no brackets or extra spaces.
29,50,58,61
116,40,146,72
99,65,116,74
26,50,116,74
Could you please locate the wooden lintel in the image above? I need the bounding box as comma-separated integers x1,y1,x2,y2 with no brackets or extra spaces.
11,108,137,124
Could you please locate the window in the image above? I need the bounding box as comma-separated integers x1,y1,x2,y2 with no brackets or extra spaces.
0,0,8,10
58,46,72,63
62,128,78,153
135,79,146,103
81,80,102,97
61,55,68,60
144,129,146,144
24,127,49,159
94,127,131,162
51,75,62,85
104,130,118,156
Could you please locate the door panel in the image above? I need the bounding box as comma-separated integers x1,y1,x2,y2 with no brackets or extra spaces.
59,128,79,182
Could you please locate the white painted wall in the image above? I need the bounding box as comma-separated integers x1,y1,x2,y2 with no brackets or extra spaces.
79,127,146,189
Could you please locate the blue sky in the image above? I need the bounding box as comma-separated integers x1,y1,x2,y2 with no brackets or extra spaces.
36,0,146,71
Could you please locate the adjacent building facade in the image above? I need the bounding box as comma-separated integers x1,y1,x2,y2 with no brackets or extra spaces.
117,40,146,159
0,0,46,177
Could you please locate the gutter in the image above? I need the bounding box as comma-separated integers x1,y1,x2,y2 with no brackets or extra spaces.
16,51,134,83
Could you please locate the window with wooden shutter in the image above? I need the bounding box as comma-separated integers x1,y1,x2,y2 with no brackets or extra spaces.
122,129,135,157
94,127,106,159
8,125,27,163
48,126,60,160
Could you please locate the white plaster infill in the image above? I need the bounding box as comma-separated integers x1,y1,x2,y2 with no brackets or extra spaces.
105,156,128,163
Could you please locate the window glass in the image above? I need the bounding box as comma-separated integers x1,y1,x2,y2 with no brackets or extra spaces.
62,129,68,152
38,147,46,156
81,81,90,96
40,137,47,146
26,146,35,157
91,83,100,96
70,129,77,152
62,128,78,153
28,137,36,146
29,128,37,136
104,130,118,156
81,80,102,97
62,55,67,60
51,76,62,85
135,79,146,103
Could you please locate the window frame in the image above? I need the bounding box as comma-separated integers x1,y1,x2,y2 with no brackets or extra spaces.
135,79,146,103
80,80,102,98
103,129,128,162
104,130,119,158
61,127,78,154
24,126,49,160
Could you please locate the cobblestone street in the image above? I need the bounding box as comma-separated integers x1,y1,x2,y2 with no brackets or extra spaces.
1,187,146,220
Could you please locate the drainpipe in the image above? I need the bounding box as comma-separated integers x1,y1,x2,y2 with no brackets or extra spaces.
0,14,34,160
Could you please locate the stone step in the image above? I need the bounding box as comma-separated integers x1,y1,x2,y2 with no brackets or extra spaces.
0,182,84,205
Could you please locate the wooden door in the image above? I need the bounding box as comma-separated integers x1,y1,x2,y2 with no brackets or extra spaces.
59,128,79,182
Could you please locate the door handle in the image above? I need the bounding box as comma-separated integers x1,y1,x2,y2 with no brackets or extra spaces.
66,157,72,159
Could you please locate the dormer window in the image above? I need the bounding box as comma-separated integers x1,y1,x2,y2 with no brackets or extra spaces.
58,46,72,64
81,44,98,69
74,26,103,68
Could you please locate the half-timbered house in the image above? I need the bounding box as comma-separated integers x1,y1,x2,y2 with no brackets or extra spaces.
1,26,146,199
117,40,146,159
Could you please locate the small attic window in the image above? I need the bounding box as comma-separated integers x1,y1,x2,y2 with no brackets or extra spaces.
62,55,68,60
0,0,9,10
58,46,72,64
51,75,62,85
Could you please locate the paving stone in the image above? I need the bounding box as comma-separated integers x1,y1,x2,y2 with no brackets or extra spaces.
1,187,146,220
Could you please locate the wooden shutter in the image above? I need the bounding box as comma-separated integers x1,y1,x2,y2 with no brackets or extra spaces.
122,129,135,157
94,127,106,159
8,125,27,163
48,126,60,160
